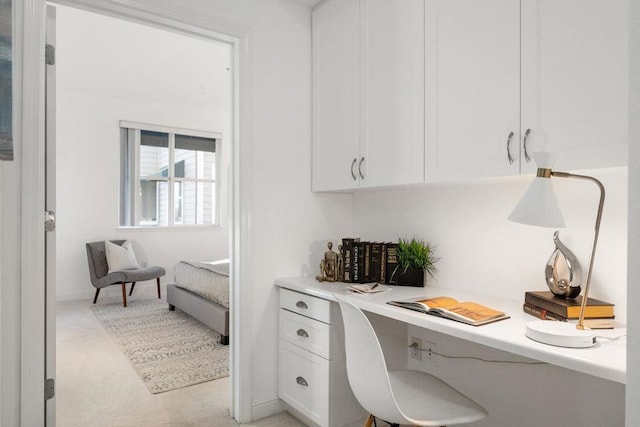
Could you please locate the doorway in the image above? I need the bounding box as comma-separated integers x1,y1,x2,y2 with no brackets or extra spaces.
46,2,244,425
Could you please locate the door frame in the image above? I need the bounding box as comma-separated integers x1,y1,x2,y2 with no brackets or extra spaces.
21,0,254,423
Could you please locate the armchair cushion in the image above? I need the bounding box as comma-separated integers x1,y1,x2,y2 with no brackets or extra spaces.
105,240,140,273
94,266,166,289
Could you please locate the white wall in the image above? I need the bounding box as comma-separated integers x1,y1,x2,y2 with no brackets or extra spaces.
353,167,627,426
55,5,232,300
627,0,640,425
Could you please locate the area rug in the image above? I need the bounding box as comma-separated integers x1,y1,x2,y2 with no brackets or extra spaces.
91,299,228,394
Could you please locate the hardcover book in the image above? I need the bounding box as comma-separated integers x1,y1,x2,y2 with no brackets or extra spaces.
379,243,387,284
342,238,360,283
370,242,382,283
363,242,371,283
352,242,362,283
523,302,615,329
524,291,614,319
388,296,509,326
385,243,399,284
341,238,355,282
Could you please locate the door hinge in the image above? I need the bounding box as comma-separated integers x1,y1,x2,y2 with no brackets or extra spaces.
45,210,55,232
45,44,55,65
45,378,55,400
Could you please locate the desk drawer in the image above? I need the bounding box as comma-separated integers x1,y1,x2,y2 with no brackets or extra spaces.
280,288,331,324
279,340,329,427
280,309,331,359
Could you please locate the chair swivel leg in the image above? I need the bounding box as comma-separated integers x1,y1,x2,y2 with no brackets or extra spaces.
121,282,127,307
93,288,100,304
129,282,136,296
157,278,161,299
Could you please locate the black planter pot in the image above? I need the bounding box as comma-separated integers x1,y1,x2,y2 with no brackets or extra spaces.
390,267,425,287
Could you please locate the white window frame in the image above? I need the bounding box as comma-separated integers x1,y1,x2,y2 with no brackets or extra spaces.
120,120,222,228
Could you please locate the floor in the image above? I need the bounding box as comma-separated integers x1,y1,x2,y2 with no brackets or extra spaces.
56,297,306,427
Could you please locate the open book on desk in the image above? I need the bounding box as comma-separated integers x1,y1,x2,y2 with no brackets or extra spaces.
387,296,509,326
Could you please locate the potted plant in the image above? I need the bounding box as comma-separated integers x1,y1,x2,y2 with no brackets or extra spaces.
391,237,438,287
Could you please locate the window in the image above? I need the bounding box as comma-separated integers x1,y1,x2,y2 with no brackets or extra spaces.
120,121,221,227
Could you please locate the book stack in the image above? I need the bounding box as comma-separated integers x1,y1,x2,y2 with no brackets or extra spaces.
340,238,398,284
523,291,615,328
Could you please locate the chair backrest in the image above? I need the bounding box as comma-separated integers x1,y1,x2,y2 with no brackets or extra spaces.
86,240,126,282
336,297,407,423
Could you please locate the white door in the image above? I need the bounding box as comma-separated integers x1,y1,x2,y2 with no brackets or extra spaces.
45,5,57,426
521,0,628,173
425,0,520,182
312,0,360,191
360,0,425,188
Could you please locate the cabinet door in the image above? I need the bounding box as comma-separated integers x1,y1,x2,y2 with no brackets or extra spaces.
312,0,360,191
521,0,628,172
359,0,425,188
425,0,520,181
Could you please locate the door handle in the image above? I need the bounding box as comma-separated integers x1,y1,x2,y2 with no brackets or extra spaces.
350,158,357,180
296,376,309,387
358,157,365,179
506,131,515,164
523,128,531,163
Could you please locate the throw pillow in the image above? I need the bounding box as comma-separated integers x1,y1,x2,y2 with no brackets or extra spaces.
105,240,140,273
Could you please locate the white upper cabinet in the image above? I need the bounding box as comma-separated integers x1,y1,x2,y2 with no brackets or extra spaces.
425,0,521,182
520,0,628,173
359,0,425,188
312,0,360,191
312,0,425,191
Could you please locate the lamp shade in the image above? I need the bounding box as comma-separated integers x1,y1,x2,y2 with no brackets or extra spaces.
508,177,566,228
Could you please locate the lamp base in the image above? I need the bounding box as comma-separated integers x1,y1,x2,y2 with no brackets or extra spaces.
525,320,596,348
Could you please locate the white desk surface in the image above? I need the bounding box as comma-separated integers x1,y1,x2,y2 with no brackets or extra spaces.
275,277,626,384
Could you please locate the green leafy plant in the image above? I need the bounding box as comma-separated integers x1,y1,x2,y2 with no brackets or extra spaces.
395,237,438,278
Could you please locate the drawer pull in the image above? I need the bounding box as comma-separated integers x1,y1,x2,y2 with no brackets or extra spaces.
296,329,309,338
296,376,309,387
296,300,308,309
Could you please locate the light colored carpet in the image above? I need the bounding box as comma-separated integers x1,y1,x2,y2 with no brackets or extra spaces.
91,299,228,394
58,297,306,426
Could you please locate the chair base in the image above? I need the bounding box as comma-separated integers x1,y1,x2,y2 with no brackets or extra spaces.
93,277,162,307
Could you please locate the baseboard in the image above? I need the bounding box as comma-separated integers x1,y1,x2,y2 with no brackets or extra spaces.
251,397,284,422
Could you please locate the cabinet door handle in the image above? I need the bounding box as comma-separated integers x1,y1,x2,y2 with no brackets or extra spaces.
358,157,365,179
506,131,515,164
296,376,309,387
295,300,308,309
523,128,531,163
350,158,357,180
296,329,309,338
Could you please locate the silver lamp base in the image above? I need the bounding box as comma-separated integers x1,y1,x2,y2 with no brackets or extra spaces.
525,320,596,348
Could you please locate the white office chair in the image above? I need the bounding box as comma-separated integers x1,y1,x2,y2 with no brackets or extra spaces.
336,297,487,427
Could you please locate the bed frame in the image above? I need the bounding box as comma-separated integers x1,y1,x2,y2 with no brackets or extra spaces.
167,284,229,345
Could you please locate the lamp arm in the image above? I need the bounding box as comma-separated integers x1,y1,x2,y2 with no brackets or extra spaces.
551,171,606,330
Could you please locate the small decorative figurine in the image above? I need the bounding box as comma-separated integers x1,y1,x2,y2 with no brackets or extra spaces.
545,230,582,299
316,241,338,282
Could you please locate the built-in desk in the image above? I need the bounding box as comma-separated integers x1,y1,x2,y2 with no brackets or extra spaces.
275,276,626,385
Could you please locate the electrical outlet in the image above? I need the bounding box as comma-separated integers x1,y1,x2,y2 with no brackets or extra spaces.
410,337,422,361
424,340,436,365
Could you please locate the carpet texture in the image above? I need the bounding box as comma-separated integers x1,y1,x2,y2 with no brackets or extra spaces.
92,299,228,394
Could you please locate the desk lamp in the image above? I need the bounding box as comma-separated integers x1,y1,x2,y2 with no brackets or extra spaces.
508,152,605,348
